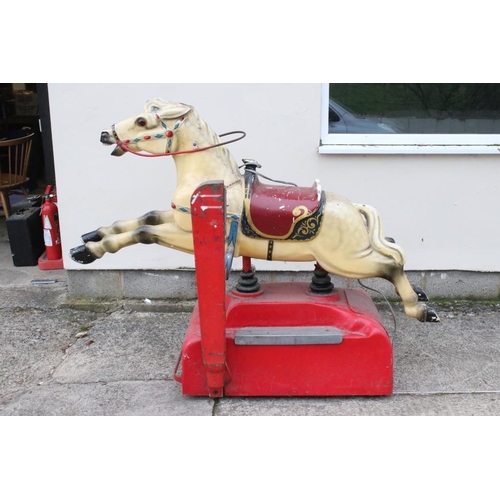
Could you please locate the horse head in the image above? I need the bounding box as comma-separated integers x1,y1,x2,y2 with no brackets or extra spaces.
100,98,192,156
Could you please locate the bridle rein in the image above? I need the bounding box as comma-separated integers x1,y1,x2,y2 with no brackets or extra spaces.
111,115,246,158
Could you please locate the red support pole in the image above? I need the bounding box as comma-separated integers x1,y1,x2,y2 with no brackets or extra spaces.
242,256,252,273
190,181,228,397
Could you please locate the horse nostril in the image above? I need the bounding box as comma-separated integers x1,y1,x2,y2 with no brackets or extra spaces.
100,131,112,144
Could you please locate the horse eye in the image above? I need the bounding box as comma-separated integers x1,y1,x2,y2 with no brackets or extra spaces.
136,118,147,127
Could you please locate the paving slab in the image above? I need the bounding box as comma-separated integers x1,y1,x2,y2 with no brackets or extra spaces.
0,380,212,416
388,302,500,393
0,307,107,406
0,282,68,310
51,310,191,384
214,392,500,416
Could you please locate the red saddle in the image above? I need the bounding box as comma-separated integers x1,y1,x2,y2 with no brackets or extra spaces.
241,173,325,241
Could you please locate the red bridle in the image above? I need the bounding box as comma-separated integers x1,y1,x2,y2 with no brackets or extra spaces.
115,130,247,158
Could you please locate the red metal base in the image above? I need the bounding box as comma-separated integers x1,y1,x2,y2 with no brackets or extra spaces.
38,251,64,270
176,282,393,397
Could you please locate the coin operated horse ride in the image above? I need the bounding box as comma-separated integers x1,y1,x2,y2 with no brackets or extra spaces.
70,98,439,397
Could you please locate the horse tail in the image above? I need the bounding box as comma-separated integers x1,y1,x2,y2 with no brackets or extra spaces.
354,204,406,267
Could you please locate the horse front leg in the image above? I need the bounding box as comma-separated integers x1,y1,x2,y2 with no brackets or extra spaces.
80,210,175,243
70,222,194,264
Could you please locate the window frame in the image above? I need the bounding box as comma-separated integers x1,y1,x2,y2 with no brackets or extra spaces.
319,83,500,155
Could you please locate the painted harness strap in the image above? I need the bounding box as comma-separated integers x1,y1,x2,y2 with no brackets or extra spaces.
241,171,326,241
116,116,184,152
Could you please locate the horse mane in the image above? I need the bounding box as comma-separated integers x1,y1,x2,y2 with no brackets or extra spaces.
188,106,240,172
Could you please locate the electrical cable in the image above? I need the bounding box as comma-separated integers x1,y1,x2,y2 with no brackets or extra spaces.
357,279,397,338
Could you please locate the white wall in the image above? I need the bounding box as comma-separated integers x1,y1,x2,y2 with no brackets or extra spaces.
49,83,500,272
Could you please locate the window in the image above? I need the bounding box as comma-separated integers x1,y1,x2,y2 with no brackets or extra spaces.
319,83,500,154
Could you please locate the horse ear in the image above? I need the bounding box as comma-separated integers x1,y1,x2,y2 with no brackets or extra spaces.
145,98,191,119
145,97,169,113
158,102,192,120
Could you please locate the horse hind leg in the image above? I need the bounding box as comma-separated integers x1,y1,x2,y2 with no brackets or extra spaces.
412,285,429,302
382,236,428,302
317,251,439,323
353,205,438,321
388,266,440,322
352,258,439,322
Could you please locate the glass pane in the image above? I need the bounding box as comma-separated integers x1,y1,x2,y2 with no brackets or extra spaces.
329,83,500,134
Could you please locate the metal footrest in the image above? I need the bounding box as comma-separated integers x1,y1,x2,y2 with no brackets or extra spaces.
234,326,343,345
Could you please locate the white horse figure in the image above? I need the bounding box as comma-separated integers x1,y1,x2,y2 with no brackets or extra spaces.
70,98,439,323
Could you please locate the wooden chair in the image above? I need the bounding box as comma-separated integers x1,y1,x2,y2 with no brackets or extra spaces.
0,132,34,218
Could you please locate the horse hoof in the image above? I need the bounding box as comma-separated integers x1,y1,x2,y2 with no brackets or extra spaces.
81,230,102,243
412,285,429,302
420,306,440,323
70,245,97,264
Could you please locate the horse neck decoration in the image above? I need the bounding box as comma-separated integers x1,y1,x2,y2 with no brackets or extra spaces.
70,98,439,323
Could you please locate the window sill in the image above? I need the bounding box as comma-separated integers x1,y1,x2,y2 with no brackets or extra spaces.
318,144,500,155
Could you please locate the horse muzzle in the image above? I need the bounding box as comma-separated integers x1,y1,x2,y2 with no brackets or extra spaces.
101,129,127,156
100,130,115,145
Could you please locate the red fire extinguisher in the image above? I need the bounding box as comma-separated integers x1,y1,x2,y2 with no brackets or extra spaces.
41,185,62,260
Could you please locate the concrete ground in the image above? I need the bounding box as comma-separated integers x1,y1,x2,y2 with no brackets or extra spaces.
2,212,500,416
